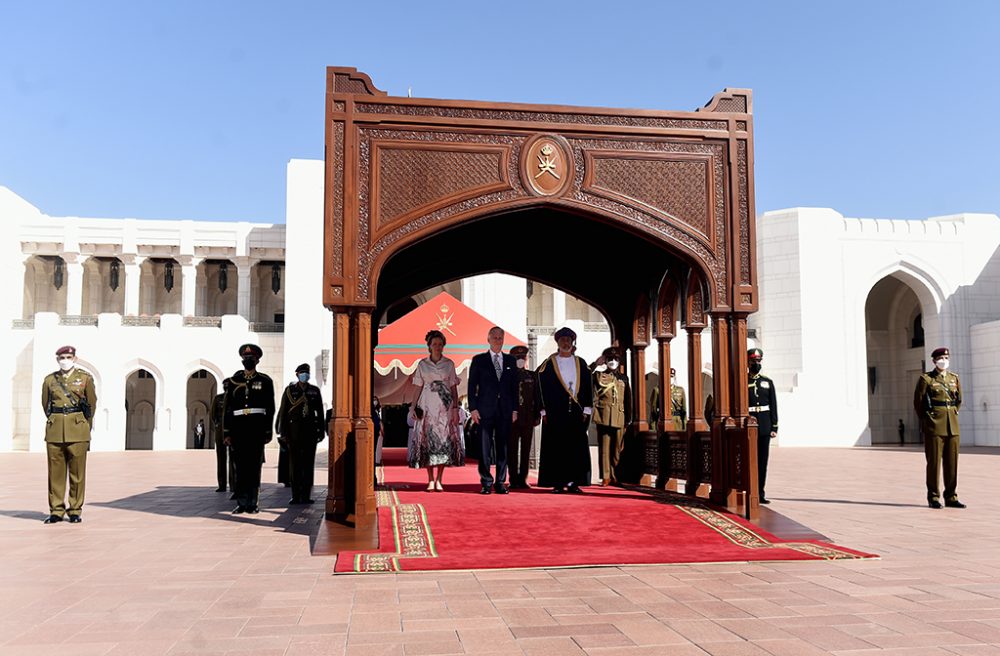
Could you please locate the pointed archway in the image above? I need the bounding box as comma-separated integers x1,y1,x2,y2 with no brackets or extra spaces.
323,68,760,524
865,274,936,444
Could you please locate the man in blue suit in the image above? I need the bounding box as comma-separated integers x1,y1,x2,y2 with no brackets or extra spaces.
468,326,519,494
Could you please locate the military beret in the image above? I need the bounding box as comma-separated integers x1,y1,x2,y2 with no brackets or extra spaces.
553,326,577,341
295,363,310,374
510,345,528,358
239,343,263,358
602,347,620,360
748,348,763,360
931,347,950,359
55,345,76,356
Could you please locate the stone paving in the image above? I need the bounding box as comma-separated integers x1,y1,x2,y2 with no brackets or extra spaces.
2,445,1000,655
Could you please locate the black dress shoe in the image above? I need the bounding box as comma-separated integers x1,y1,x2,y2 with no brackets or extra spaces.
759,497,771,505
928,500,943,509
215,487,226,492
247,507,260,514
233,506,246,514
494,486,509,495
289,498,302,505
68,515,82,523
945,500,967,508
551,487,564,494
566,484,584,494
43,514,63,524
479,486,492,495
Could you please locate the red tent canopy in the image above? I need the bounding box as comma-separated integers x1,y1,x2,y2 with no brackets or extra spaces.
374,292,525,376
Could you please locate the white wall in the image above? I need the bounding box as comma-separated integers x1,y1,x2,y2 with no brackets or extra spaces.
282,159,333,406
970,320,1000,447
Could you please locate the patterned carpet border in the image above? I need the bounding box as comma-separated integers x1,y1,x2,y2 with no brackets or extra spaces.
630,485,869,561
353,486,436,573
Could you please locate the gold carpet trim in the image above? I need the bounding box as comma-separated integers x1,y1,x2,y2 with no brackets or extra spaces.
674,502,865,559
354,485,437,572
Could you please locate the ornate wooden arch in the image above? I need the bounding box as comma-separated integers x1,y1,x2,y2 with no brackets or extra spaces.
323,67,760,523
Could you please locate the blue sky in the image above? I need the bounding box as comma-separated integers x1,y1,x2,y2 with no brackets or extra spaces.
2,1,998,223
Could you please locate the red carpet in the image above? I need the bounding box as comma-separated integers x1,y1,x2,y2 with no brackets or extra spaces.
334,448,876,573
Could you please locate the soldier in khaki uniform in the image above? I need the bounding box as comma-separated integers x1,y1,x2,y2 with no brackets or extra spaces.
590,347,631,486
914,347,966,509
41,345,97,524
669,368,687,430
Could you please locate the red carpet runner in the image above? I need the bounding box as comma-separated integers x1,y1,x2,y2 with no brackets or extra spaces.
334,448,876,573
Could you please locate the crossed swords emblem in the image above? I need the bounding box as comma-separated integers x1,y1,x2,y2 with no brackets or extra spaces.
535,144,560,180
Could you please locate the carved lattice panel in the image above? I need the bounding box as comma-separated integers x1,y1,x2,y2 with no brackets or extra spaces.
667,434,687,478
699,434,713,483
374,144,508,231
642,431,659,475
587,155,712,241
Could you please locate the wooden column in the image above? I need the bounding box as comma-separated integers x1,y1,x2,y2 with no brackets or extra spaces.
710,313,731,420
731,313,758,519
655,335,675,491
629,345,648,433
351,310,377,526
683,325,704,496
326,311,352,519
654,276,679,491
709,312,734,507
656,337,672,434
631,294,651,432
730,314,750,418
684,327,706,431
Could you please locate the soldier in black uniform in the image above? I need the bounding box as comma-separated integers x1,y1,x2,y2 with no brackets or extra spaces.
508,345,541,489
275,363,325,504
222,344,275,514
747,348,778,504
211,378,237,495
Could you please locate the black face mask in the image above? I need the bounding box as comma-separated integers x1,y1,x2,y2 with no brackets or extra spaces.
749,362,761,374
242,357,257,370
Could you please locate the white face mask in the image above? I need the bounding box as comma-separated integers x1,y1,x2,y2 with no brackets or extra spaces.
58,359,75,372
934,358,949,371
606,359,619,370
515,359,526,369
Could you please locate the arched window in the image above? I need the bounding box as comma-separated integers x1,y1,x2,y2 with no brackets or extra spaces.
911,313,925,349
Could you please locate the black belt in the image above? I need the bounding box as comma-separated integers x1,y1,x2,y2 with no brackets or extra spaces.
931,401,956,407
53,406,82,414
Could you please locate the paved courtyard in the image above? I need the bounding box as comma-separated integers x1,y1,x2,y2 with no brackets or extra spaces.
2,445,1000,656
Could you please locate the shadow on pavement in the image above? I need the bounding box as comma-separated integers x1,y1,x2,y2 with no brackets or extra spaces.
91,483,327,550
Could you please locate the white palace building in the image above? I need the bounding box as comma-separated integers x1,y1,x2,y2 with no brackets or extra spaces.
4,159,1000,453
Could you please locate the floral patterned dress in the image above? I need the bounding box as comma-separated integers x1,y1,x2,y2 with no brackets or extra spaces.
408,356,465,468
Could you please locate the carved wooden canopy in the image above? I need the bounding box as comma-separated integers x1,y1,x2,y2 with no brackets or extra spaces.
324,67,757,337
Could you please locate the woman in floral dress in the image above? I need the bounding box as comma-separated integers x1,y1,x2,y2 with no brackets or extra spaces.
406,330,464,490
